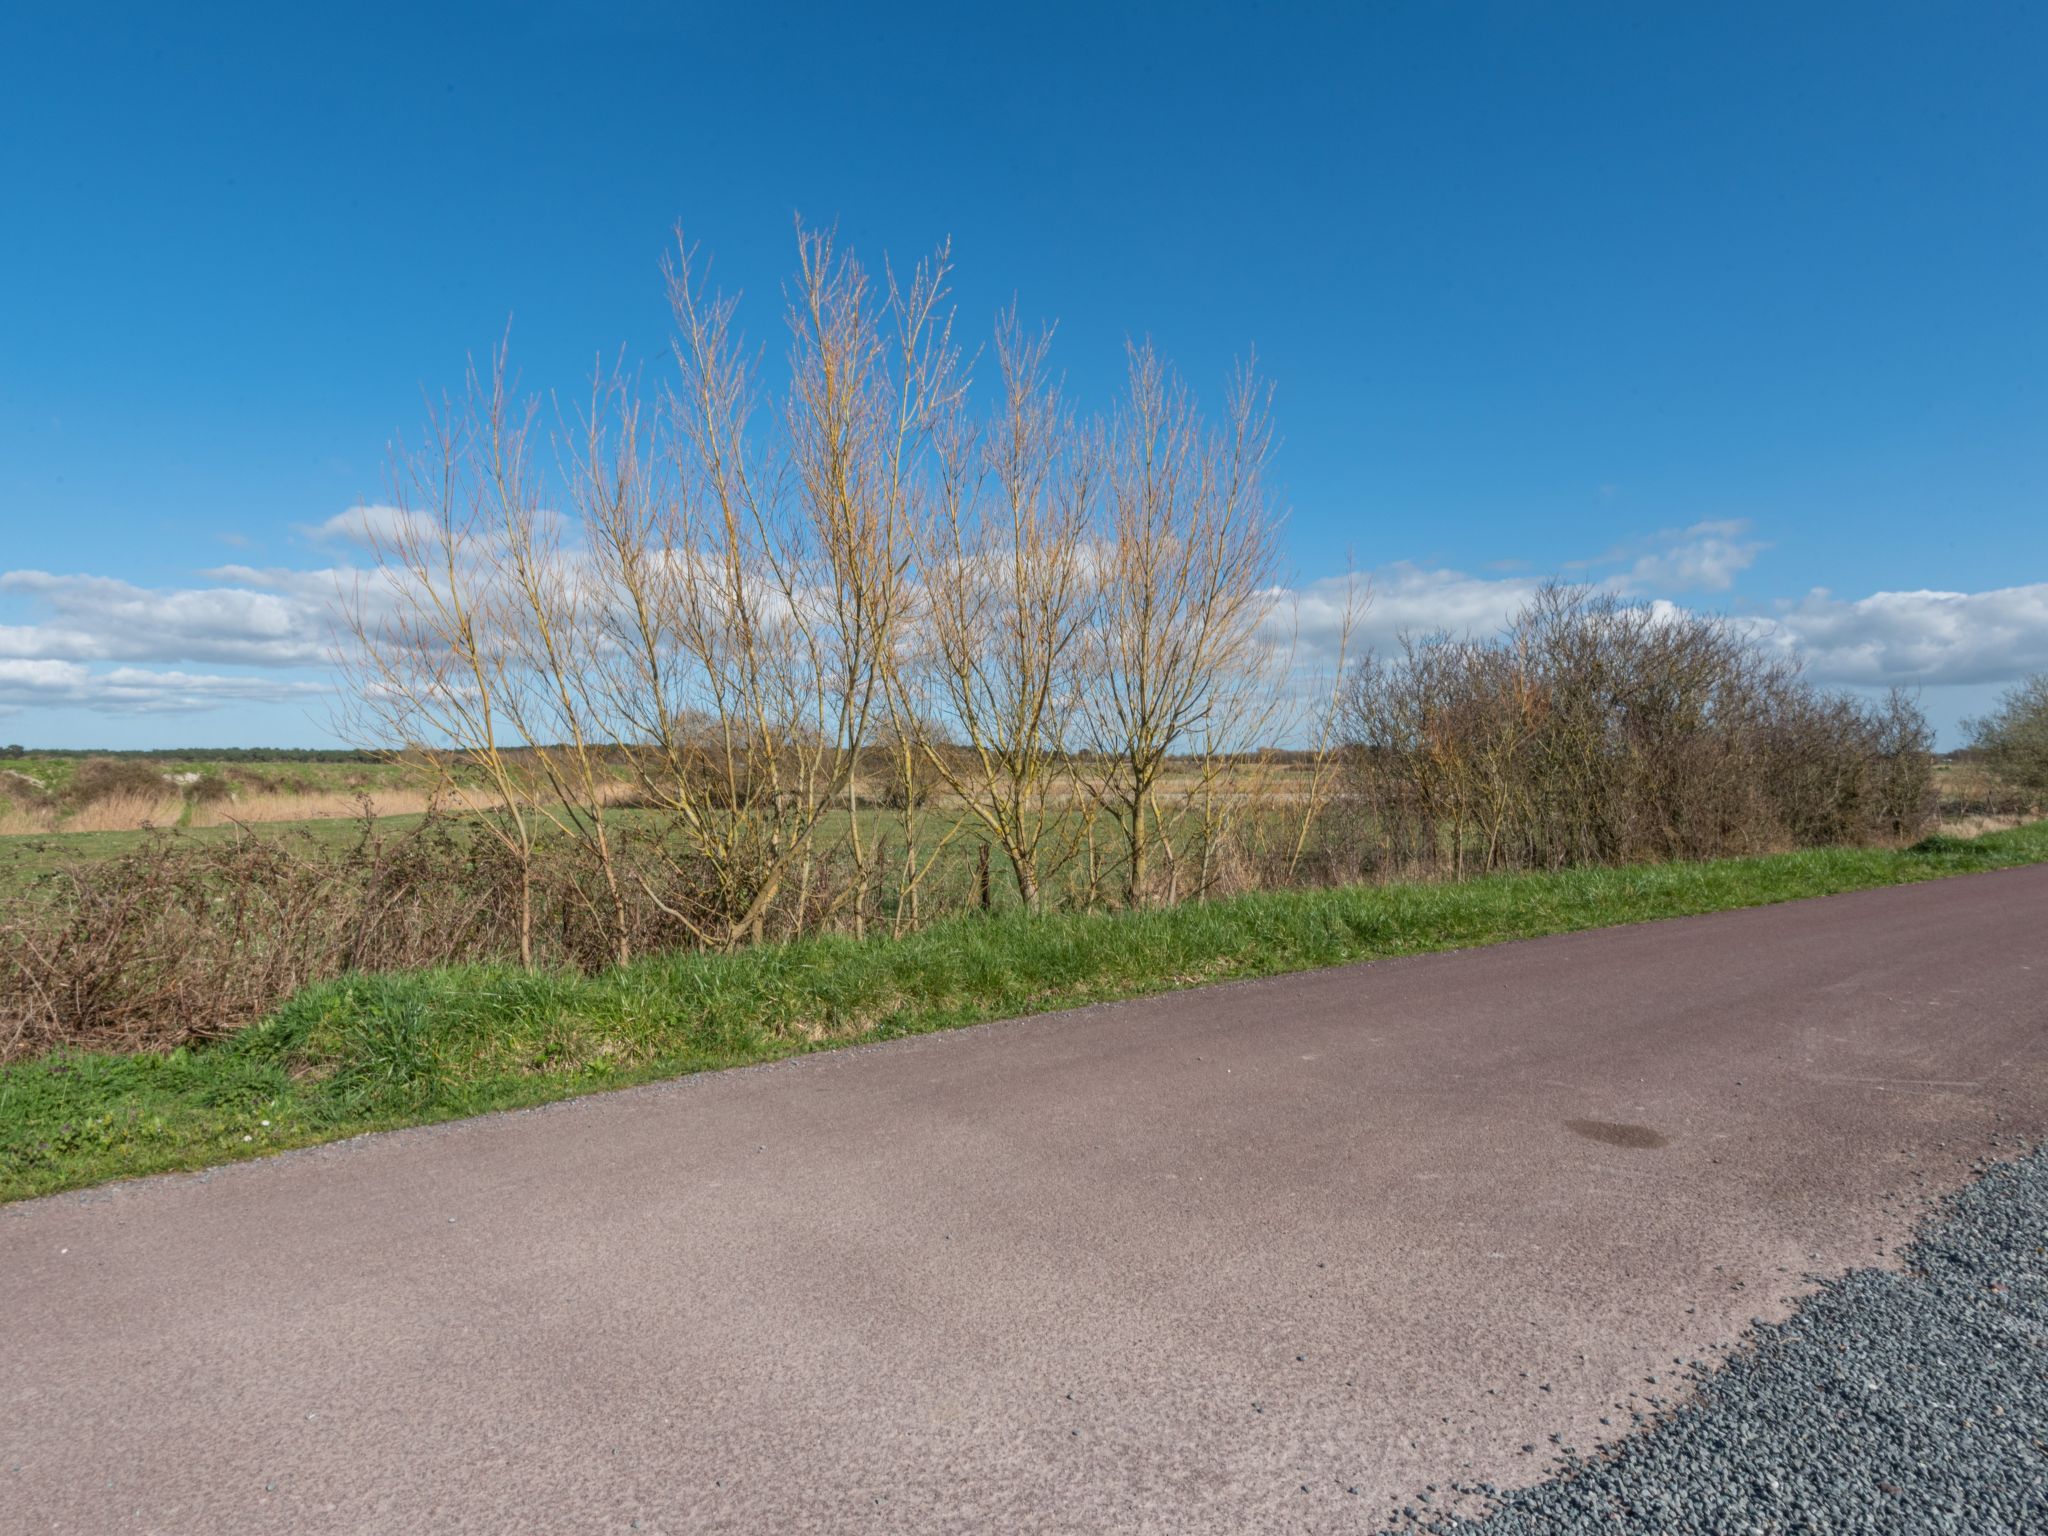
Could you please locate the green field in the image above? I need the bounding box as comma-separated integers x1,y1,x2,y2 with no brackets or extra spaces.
0,812,428,891
2,751,2015,898
0,782,1265,912
4,817,2042,1204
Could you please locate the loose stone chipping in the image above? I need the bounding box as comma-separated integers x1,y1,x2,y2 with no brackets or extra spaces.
1388,1144,2048,1535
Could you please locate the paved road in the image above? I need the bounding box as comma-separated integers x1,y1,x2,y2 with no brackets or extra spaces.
5,868,2046,1535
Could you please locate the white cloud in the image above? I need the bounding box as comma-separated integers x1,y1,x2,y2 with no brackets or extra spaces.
296,502,571,551
1280,562,1545,667
1610,519,1767,594
198,564,357,600
299,503,427,547
1277,561,2048,702
5,504,2042,733
1756,583,2048,687
0,660,330,716
0,569,337,667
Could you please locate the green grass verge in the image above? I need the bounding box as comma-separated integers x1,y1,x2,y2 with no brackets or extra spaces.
6,820,2045,1203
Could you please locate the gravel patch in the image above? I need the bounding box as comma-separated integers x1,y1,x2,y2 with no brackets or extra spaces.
1384,1144,2048,1535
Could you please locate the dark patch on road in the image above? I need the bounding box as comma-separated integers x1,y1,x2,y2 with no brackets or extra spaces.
1565,1118,1669,1149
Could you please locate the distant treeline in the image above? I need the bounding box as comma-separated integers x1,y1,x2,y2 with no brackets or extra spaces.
0,743,1998,766
0,747,382,764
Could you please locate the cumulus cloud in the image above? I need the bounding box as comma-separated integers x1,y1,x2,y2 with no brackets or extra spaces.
1282,563,1545,666
1756,583,2048,687
1277,562,2048,698
0,569,336,667
0,660,329,716
1607,519,1768,594
299,504,426,547
198,563,359,601
6,503,2042,728
297,502,570,551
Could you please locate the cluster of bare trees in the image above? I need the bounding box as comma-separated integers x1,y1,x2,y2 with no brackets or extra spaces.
1341,585,1934,876
342,226,1348,962
339,225,1947,973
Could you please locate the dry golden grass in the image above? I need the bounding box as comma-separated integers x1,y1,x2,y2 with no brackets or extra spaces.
58,793,188,832
0,780,648,840
186,789,444,828
1937,812,2033,838
0,806,54,836
1934,759,2002,796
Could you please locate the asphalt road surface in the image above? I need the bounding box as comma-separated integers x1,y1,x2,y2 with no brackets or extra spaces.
5,866,2046,1534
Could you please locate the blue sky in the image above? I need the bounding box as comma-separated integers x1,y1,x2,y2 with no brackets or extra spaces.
2,0,2043,747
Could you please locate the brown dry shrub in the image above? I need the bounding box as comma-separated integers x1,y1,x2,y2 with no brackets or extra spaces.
0,810,720,1062
1964,674,2048,807
1340,586,1935,878
65,757,173,807
186,772,237,804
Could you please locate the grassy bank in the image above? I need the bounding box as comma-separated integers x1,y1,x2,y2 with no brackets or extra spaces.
5,820,2045,1203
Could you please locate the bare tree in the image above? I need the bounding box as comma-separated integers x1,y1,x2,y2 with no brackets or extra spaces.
1084,344,1284,905
900,312,1098,910
1164,569,1369,900
564,225,964,947
341,222,1352,957
782,223,963,935
337,343,548,964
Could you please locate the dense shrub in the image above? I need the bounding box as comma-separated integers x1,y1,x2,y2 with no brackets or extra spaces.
64,757,173,807
0,814,740,1061
1340,587,1934,877
187,772,237,804
1967,674,2048,803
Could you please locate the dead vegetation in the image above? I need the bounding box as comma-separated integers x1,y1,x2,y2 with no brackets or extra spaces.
1340,586,1934,879
0,812,725,1060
